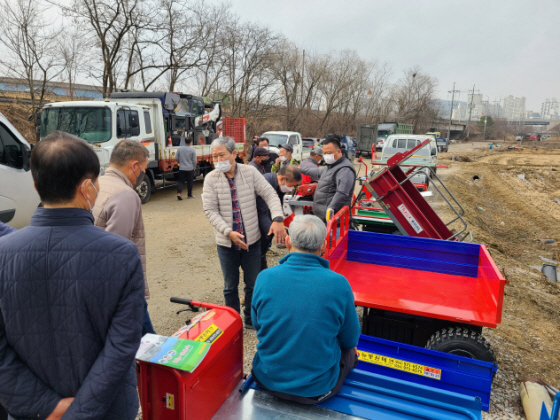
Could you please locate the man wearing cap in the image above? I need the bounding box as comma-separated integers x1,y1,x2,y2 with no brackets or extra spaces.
248,147,270,175
272,144,299,173
300,146,324,183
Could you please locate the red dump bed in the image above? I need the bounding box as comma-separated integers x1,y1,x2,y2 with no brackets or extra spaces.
325,208,506,328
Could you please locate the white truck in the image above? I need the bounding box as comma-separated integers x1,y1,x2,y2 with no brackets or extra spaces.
260,131,303,162
38,92,246,203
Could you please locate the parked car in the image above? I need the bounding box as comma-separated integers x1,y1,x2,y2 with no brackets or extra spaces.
0,112,41,228
341,136,356,162
436,137,449,152
301,137,319,160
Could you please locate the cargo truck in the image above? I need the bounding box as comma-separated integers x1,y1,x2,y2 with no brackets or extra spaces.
356,123,378,156
376,122,414,150
37,91,246,204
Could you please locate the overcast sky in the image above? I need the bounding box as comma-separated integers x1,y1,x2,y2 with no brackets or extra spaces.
228,0,559,111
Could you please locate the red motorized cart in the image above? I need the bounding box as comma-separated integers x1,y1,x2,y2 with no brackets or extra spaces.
324,206,506,363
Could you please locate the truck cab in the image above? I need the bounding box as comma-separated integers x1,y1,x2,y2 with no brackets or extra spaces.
40,101,157,171
261,131,303,162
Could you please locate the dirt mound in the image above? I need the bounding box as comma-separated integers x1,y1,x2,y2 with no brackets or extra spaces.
435,149,560,418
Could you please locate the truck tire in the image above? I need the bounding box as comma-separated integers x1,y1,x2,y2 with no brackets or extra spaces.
426,326,496,363
136,177,152,204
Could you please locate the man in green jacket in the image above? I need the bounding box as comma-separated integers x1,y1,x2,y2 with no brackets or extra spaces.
271,144,299,172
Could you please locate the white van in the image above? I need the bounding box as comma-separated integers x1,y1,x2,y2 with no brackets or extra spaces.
0,112,41,228
380,134,438,185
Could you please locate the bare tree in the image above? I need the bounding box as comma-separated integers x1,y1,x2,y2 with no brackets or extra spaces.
58,31,87,99
393,67,439,131
0,0,61,110
60,0,146,96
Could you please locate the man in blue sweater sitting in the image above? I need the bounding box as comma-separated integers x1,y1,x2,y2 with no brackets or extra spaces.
251,214,360,404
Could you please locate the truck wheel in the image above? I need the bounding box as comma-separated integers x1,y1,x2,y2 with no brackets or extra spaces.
136,178,152,204
426,327,496,363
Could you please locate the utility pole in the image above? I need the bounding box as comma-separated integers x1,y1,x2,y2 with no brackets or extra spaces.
447,82,459,140
465,84,477,138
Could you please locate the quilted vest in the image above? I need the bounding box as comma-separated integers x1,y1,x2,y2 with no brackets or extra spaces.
313,157,356,221
93,168,149,299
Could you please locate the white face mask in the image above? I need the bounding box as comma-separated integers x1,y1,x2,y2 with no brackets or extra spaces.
280,182,292,193
215,159,232,173
81,179,98,211
280,155,287,162
324,154,336,165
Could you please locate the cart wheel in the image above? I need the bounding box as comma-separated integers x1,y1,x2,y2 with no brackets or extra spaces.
426,327,496,363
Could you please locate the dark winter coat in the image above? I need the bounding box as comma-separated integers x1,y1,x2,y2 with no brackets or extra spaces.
0,208,144,420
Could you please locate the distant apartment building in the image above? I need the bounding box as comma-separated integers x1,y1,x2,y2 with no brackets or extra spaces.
467,93,485,118
502,95,526,120
541,98,559,119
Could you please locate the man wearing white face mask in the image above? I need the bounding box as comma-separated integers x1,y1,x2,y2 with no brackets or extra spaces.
271,144,298,173
300,135,356,223
92,139,154,336
256,164,302,270
203,137,285,329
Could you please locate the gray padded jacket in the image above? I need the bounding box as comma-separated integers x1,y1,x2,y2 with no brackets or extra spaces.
203,163,284,247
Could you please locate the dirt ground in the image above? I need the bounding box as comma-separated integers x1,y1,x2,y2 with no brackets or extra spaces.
143,141,560,419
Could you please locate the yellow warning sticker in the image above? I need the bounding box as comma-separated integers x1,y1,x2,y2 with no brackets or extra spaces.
201,311,216,322
195,323,223,344
358,350,441,380
166,393,175,410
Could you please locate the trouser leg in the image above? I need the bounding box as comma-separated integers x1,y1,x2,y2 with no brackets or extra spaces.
216,245,242,314
186,170,194,196
252,346,358,405
142,300,156,336
177,171,187,194
240,240,261,325
260,232,271,271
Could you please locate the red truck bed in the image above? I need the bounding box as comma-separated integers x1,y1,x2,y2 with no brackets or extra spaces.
325,209,506,329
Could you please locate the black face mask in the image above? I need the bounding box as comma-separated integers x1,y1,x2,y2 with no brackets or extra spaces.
133,165,146,188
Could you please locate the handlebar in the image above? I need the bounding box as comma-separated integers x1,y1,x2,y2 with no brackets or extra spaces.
170,297,237,313
170,297,192,306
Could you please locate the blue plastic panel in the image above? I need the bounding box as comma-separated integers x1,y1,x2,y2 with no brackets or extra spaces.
347,230,481,277
357,335,496,411
246,369,482,420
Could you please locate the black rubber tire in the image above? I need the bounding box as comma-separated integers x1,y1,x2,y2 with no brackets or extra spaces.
426,326,496,363
136,178,152,204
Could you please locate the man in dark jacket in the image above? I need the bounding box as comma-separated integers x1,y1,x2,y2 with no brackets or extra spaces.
300,135,356,223
300,146,323,183
248,147,269,175
0,131,144,420
256,165,301,269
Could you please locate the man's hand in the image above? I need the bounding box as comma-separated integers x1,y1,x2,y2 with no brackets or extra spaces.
275,157,281,166
269,221,286,244
228,231,248,250
46,398,74,420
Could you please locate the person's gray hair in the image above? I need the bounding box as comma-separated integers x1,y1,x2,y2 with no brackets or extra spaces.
288,215,327,252
110,139,149,166
211,136,236,153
